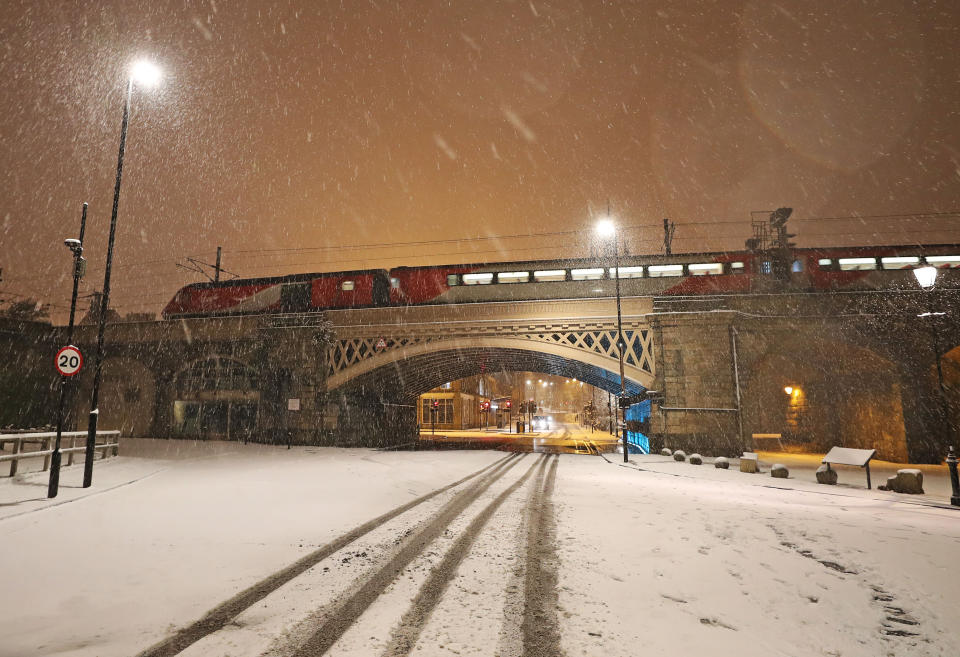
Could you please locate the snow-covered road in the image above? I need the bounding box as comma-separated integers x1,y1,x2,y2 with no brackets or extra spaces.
1,441,958,657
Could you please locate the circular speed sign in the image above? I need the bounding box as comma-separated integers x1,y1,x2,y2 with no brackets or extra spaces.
55,345,83,377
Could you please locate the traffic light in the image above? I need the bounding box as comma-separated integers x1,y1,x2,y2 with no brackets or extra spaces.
432,400,439,409
504,400,512,409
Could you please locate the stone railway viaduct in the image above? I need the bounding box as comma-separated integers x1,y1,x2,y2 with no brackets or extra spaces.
4,289,959,463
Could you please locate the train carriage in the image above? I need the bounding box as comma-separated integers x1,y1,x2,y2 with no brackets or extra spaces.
161,245,960,319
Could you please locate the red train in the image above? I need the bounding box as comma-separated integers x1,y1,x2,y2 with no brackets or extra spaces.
161,245,960,319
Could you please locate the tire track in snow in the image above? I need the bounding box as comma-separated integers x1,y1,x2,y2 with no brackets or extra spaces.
380,454,549,656
135,453,515,657
285,453,527,657
521,454,562,657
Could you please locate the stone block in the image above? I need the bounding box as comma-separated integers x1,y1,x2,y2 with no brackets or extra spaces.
714,456,729,469
660,448,672,457
880,469,925,494
771,464,789,479
673,450,687,462
740,456,758,473
816,464,837,485
688,453,703,465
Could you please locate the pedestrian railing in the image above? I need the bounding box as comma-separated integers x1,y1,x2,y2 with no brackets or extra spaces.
0,431,120,477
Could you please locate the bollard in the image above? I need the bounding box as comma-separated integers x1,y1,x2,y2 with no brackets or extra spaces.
948,446,960,507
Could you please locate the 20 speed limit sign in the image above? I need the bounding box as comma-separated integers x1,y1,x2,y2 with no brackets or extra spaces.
55,345,83,377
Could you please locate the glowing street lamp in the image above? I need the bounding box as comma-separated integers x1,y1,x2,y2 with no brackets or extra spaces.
913,264,956,481
913,265,937,290
83,59,162,488
595,214,628,462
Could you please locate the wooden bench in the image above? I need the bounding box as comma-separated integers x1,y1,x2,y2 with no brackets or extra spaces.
822,446,877,489
751,433,784,451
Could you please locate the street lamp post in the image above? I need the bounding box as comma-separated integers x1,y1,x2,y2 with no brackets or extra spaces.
596,216,629,463
914,265,958,504
83,60,161,488
47,203,89,498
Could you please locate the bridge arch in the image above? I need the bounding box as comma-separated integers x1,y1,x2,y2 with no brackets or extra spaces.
326,336,653,401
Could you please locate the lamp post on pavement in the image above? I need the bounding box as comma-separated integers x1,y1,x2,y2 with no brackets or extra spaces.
596,216,629,463
84,59,162,488
47,203,89,498
913,265,959,505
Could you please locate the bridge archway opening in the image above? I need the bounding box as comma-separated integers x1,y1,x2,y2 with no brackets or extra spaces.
329,347,648,405
743,338,907,462
171,356,260,441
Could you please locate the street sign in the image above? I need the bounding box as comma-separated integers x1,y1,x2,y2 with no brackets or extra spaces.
55,345,83,377
375,337,387,351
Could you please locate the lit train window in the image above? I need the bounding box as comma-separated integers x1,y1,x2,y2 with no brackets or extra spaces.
498,271,529,283
571,268,604,281
730,262,745,272
925,255,960,268
689,263,722,276
341,281,355,291
463,273,494,285
881,256,920,270
818,258,832,267
791,260,804,273
608,266,644,279
390,277,400,288
838,257,877,271
760,261,772,274
447,274,459,286
647,264,683,277
533,269,566,281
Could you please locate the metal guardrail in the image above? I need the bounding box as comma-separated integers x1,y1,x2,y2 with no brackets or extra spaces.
0,431,121,477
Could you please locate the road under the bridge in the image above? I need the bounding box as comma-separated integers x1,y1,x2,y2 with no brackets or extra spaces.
1,440,957,657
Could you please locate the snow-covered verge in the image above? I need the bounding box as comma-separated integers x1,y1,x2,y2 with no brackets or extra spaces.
557,455,960,657
1,441,958,657
0,440,503,657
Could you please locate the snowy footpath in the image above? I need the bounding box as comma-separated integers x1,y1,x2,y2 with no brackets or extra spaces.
1,440,958,657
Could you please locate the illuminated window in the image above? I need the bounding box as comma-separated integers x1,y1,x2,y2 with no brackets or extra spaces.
608,266,644,279
818,258,833,267
689,263,723,276
446,274,459,286
838,257,877,271
498,271,530,283
462,273,494,285
571,268,605,281
341,280,355,291
647,264,683,277
390,277,400,288
881,256,920,270
533,269,566,282
925,255,960,269
730,262,745,272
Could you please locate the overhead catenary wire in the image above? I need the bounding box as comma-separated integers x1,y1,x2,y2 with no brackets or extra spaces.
10,209,960,317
